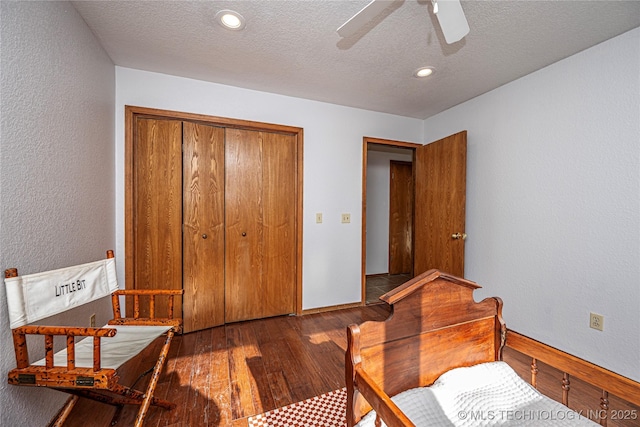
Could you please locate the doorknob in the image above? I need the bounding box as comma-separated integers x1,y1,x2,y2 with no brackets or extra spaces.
202,234,207,239
451,232,467,240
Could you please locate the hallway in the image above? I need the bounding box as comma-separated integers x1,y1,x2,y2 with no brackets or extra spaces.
365,273,411,304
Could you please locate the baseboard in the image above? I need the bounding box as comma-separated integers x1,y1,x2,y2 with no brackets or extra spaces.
365,273,390,278
301,301,363,315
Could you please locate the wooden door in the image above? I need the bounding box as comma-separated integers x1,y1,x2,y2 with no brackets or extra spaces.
128,107,301,329
225,129,296,322
389,161,413,274
182,122,225,331
132,117,183,317
413,131,467,277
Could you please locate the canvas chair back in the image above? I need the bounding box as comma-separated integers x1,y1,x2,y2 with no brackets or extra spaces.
5,257,117,328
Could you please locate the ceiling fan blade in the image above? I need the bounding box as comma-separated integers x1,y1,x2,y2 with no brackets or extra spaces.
337,0,396,38
434,0,469,44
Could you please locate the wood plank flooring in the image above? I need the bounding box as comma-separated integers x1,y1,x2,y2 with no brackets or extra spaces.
62,305,391,427
60,305,639,427
365,273,411,304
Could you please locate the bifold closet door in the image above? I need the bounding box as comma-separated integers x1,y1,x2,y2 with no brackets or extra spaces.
133,117,183,318
133,117,297,329
182,122,225,331
224,129,297,323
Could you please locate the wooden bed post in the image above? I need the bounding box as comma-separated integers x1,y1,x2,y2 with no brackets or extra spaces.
531,358,539,389
600,390,609,426
562,372,571,406
346,324,361,427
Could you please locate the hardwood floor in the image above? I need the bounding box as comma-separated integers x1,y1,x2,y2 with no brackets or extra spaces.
62,305,391,427
365,273,411,304
61,305,639,427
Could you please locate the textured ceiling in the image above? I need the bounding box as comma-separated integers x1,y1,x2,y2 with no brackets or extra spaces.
72,0,640,119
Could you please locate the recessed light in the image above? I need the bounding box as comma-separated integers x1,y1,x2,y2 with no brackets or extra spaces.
215,10,246,30
414,67,435,78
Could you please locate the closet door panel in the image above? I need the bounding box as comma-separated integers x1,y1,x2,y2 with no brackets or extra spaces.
183,122,225,332
262,132,296,317
225,128,265,323
133,117,183,317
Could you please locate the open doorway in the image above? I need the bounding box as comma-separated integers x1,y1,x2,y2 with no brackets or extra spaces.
362,138,420,304
361,132,468,305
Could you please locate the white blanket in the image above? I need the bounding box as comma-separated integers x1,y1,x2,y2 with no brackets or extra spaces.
356,361,598,426
33,324,172,370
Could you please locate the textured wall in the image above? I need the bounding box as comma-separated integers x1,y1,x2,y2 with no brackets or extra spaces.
0,2,115,425
424,28,640,381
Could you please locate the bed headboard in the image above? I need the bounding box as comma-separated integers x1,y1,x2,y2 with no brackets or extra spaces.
346,269,506,424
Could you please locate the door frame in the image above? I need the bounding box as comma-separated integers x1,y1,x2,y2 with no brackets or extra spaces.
125,105,305,315
361,137,421,304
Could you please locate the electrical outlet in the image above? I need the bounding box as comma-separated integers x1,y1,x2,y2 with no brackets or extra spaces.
316,213,323,224
589,312,604,331
341,213,351,224
90,313,96,328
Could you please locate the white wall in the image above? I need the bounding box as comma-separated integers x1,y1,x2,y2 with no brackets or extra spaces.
424,28,640,381
366,151,413,275
0,2,115,425
115,68,424,310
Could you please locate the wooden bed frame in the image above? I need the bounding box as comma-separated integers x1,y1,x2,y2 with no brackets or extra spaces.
346,269,640,427
5,251,183,427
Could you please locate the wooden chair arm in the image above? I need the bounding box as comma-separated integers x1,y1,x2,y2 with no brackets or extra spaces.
112,289,184,296
13,325,117,337
108,318,182,333
111,289,183,321
12,326,117,371
354,368,415,427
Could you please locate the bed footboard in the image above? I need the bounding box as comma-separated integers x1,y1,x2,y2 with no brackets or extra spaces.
346,270,505,426
345,270,640,427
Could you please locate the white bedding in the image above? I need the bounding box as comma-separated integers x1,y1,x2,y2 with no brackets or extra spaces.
356,361,598,426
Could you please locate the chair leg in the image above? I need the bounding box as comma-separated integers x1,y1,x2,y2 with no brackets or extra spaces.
134,330,175,427
110,405,124,426
51,395,79,427
110,384,175,409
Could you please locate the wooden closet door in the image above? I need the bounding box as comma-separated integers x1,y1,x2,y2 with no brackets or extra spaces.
225,129,296,322
132,117,183,317
182,122,225,331
262,131,297,317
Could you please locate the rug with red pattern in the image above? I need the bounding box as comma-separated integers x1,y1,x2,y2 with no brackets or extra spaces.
247,388,346,427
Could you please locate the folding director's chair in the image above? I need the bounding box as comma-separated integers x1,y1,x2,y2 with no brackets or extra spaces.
4,250,183,426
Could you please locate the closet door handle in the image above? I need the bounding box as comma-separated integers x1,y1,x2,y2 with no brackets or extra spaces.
202,234,208,239
242,232,247,237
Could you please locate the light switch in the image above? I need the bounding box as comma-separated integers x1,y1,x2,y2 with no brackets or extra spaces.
341,213,351,224
316,213,323,224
